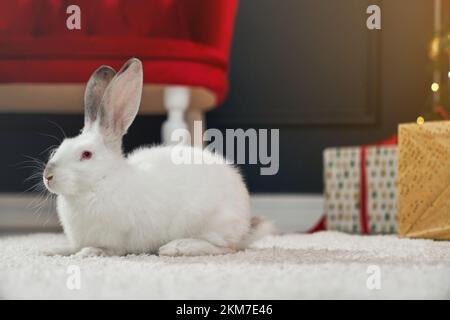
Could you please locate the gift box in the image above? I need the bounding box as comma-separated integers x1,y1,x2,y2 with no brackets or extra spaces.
398,121,450,240
323,139,398,234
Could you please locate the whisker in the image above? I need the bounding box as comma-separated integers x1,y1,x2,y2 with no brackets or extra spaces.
16,166,44,172
11,160,38,167
28,186,48,210
31,190,49,222
23,182,44,195
39,145,58,156
24,173,44,182
13,157,45,166
10,160,40,168
38,132,61,144
22,162,46,196
22,154,45,162
42,193,57,227
20,155,45,187
47,120,67,139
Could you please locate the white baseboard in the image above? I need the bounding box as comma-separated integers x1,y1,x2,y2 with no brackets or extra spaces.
0,194,60,231
0,193,324,233
250,194,323,232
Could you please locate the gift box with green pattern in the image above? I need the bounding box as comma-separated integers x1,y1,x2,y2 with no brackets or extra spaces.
323,144,397,234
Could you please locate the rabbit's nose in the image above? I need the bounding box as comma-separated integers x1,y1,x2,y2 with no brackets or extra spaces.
44,162,55,182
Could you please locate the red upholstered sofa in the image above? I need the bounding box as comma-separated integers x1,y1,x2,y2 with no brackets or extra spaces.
0,0,238,142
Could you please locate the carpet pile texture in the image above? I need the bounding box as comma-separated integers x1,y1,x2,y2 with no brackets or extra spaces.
0,231,449,299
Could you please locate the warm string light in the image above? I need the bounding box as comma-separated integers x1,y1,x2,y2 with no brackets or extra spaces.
431,82,440,92
416,116,425,125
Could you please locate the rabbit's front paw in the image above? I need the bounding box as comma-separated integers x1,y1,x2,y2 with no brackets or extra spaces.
158,240,185,256
75,247,107,258
159,238,235,257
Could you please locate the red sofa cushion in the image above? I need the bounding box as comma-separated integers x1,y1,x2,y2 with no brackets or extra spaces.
0,0,238,105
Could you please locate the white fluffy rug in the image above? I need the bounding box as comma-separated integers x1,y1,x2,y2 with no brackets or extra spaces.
0,231,449,300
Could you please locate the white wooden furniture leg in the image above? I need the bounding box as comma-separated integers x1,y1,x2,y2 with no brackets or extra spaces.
162,86,190,145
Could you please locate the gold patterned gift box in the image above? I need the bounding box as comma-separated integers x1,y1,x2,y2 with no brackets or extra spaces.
398,121,450,240
323,143,397,234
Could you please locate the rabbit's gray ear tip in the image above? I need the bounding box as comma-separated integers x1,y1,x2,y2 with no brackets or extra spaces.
127,57,143,67
129,57,142,63
98,65,116,71
118,58,142,75
95,65,116,76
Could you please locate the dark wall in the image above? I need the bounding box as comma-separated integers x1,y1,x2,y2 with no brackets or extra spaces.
207,0,433,193
0,0,433,194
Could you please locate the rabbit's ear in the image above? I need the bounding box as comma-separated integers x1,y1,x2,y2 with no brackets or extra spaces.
98,58,143,147
84,65,116,128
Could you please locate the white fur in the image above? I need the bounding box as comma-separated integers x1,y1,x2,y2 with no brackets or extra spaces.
42,58,271,257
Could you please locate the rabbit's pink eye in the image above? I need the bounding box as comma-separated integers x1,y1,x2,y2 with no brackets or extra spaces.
80,151,93,161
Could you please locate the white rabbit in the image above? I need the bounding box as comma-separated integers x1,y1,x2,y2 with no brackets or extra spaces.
42,58,272,258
